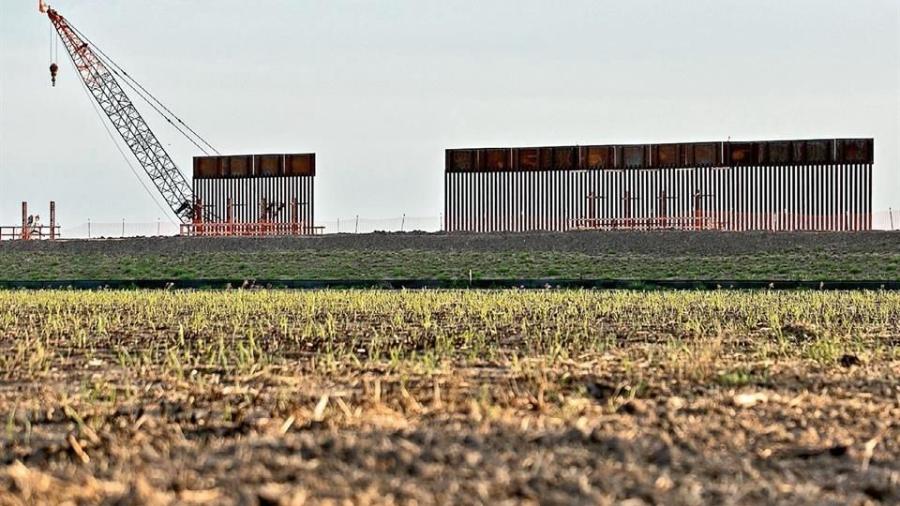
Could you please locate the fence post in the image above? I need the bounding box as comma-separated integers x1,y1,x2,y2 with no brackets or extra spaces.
21,202,28,240
890,208,895,231
401,213,406,232
122,219,125,238
88,219,91,239
355,215,359,234
49,201,56,240
226,197,234,236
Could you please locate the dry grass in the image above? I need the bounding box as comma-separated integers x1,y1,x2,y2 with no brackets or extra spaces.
0,289,898,504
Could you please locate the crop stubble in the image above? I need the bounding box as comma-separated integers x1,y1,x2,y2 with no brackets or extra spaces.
0,290,898,505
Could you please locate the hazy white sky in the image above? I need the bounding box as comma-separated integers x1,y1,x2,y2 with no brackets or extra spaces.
1,0,898,226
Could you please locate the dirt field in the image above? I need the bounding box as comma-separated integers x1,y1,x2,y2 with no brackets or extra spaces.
2,230,899,281
1,290,898,505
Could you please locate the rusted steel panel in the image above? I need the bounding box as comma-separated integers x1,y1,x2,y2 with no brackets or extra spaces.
767,142,792,165
754,143,768,167
286,154,316,177
693,143,722,167
622,145,646,168
446,138,871,173
196,153,315,179
516,148,541,171
193,156,220,179
255,154,284,177
791,142,807,165
836,139,874,164
677,144,694,168
552,147,578,170
535,148,553,172
585,145,613,169
225,155,253,178
726,142,755,166
446,150,477,173
805,140,834,164
653,144,680,168
480,149,512,172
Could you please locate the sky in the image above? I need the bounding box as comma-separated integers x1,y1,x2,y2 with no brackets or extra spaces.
1,0,898,228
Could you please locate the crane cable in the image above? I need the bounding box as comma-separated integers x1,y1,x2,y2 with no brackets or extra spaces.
66,22,220,156
75,31,218,156
103,63,214,157
48,23,55,64
76,69,179,226
91,50,213,156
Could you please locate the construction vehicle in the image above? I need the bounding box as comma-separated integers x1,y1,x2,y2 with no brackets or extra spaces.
39,0,217,223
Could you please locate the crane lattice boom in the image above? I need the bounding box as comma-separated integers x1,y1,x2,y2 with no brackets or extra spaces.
45,8,195,222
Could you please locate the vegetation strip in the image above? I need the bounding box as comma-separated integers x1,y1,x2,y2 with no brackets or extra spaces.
3,249,899,281
1,278,900,290
3,232,899,282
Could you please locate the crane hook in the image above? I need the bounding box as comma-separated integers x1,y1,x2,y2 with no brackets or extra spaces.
49,62,59,86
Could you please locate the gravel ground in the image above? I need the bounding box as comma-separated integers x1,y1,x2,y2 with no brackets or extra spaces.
2,230,898,256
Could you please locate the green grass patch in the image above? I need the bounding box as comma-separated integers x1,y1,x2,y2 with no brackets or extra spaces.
0,250,897,281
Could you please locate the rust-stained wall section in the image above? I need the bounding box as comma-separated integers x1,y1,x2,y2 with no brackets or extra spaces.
444,139,874,232
192,154,315,229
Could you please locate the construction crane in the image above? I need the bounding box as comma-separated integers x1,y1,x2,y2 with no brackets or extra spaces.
39,1,217,223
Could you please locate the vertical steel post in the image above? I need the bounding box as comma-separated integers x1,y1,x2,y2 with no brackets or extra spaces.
226,196,233,235
261,197,268,236
867,163,873,230
195,197,205,236
49,201,56,240
693,191,702,230
21,202,28,240
659,190,667,228
444,171,449,232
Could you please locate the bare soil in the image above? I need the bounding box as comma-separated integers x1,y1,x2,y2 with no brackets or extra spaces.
0,290,898,505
